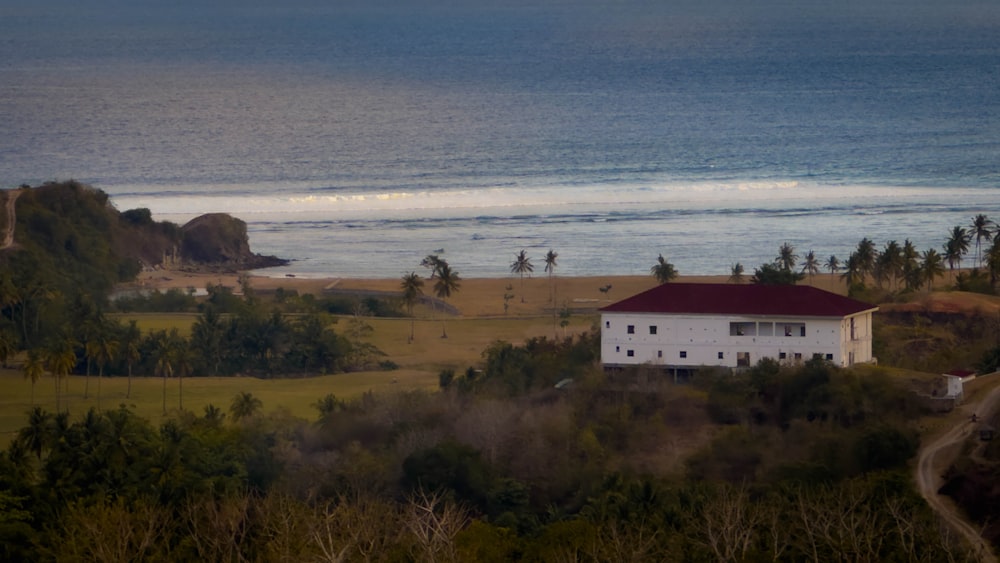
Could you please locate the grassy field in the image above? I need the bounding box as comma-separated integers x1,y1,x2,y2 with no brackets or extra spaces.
0,368,438,443
0,312,598,441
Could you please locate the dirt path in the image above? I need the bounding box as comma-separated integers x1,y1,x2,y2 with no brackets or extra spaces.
0,189,19,250
916,378,1000,563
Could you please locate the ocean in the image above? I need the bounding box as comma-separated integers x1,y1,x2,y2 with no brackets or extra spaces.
2,0,998,278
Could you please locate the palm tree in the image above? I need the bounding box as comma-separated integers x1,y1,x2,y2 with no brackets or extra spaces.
801,250,820,280
82,327,98,400
0,325,14,369
901,239,921,291
855,237,877,282
944,225,971,273
544,249,558,304
191,309,224,376
400,272,424,343
46,339,76,413
22,348,45,407
971,214,994,268
91,329,119,411
729,262,745,284
433,261,461,338
650,254,678,284
840,252,863,287
986,237,1000,287
921,248,946,290
152,331,176,414
230,391,263,422
421,254,443,278
825,255,840,275
18,406,52,459
878,240,903,290
510,250,533,303
173,337,194,411
777,243,798,272
121,320,141,399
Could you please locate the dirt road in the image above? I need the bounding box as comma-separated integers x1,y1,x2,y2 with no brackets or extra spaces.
916,378,1000,563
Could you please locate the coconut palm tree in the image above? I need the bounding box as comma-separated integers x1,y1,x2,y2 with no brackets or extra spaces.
174,340,194,411
944,225,971,273
91,329,119,411
729,262,745,284
971,214,994,268
986,237,1000,287
650,254,677,284
878,240,903,290
400,272,424,343
544,249,558,304
801,250,820,280
22,348,45,407
855,238,877,282
433,260,461,338
826,255,840,275
777,243,798,272
152,330,176,414
46,339,76,413
840,252,863,287
900,239,921,290
0,325,14,369
421,254,443,278
191,309,224,376
510,250,533,303
121,320,141,399
230,391,263,422
18,406,52,460
921,248,946,290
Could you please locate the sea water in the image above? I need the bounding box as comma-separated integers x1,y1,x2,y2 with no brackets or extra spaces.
1,0,998,278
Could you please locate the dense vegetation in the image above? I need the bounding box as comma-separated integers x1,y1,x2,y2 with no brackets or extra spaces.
0,332,977,561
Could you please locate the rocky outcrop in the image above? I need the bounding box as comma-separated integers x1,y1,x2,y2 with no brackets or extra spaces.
180,213,288,271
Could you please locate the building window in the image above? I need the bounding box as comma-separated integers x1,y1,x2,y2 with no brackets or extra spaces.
657,350,663,358
826,353,834,360
649,325,657,335
679,351,687,359
730,322,755,336
605,321,610,328
794,353,802,360
779,352,787,359
615,346,620,352
718,352,724,359
627,325,635,334
800,326,807,337
627,350,634,357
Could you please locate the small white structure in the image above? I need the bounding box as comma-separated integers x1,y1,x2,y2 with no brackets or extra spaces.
600,283,877,370
941,369,975,400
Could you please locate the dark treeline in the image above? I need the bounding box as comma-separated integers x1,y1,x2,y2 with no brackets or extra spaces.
0,331,978,561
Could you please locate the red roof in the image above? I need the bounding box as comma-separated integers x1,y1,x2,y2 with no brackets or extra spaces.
600,283,877,318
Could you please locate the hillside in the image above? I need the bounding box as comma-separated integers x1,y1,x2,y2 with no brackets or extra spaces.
0,181,285,294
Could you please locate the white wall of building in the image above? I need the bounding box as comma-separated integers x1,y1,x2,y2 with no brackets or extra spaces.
601,311,874,369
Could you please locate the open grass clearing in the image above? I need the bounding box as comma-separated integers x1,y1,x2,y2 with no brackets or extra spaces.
0,368,438,443
0,313,597,441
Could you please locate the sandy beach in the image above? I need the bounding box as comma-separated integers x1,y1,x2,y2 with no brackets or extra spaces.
128,269,851,318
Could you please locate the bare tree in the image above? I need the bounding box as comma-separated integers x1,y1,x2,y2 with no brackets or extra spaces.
404,489,469,563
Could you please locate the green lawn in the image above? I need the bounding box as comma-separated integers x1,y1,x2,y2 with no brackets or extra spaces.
1,313,597,441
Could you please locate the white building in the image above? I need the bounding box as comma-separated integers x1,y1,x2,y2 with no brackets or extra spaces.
600,283,877,370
